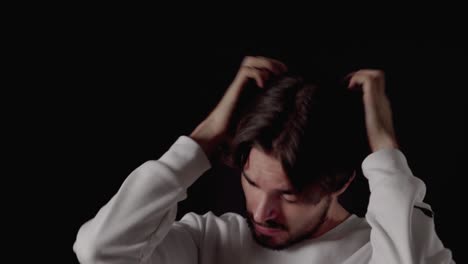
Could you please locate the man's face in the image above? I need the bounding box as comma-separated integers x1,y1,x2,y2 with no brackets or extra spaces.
241,147,331,250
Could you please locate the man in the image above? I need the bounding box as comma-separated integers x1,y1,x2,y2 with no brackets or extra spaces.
73,56,455,263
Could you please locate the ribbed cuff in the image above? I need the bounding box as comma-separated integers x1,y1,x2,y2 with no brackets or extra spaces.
158,136,212,189
361,148,412,179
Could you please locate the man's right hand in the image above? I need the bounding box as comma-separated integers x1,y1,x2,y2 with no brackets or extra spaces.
190,56,287,161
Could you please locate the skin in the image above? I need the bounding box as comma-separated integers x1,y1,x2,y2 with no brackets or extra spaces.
190,56,398,249
241,147,351,249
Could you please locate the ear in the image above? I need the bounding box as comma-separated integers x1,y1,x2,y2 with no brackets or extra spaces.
332,170,356,198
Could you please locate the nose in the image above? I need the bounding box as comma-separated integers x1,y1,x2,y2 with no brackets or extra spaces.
253,195,279,224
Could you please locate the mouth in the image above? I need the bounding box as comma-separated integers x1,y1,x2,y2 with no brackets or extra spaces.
254,224,284,235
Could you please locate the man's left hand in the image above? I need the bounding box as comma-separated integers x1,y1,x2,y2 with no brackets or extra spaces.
347,69,399,152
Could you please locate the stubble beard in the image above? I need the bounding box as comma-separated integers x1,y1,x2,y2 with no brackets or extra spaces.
246,196,331,250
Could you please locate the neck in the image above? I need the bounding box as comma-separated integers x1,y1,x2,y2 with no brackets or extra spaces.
310,200,351,238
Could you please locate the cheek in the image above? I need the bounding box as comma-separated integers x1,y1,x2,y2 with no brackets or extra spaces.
281,203,321,227
241,179,259,210
281,204,302,221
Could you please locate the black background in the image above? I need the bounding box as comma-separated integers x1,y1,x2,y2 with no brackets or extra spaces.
18,37,464,262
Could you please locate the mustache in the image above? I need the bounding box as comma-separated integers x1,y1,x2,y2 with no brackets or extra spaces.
247,212,287,230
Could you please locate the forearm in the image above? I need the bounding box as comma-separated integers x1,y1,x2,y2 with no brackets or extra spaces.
190,117,225,163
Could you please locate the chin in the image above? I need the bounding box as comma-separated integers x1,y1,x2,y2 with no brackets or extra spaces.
249,222,318,250
251,229,291,250
254,235,289,250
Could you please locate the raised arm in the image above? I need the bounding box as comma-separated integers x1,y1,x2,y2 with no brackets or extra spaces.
73,56,286,264
348,70,455,263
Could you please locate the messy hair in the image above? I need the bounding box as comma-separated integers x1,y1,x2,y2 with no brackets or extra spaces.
226,76,368,195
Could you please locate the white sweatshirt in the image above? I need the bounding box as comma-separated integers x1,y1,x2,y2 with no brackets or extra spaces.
73,136,455,264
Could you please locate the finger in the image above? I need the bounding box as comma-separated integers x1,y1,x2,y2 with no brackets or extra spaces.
347,74,364,90
254,68,271,88
242,56,287,74
243,57,280,74
347,70,373,89
343,71,357,87
344,71,357,81
351,69,385,82
256,56,288,72
240,66,270,88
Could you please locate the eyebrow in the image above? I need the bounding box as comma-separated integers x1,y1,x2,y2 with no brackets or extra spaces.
242,171,296,194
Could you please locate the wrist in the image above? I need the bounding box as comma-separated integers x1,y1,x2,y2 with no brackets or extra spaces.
371,136,399,152
190,120,225,160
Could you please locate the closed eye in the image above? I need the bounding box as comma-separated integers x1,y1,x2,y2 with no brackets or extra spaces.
242,171,258,187
242,171,298,203
282,193,299,203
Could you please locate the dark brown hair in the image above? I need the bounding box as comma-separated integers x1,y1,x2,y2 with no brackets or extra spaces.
226,75,368,195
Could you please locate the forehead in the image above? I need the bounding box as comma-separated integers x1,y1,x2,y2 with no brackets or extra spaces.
243,147,293,190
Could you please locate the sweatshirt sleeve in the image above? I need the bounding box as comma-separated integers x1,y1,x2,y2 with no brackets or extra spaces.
73,136,211,264
362,148,455,264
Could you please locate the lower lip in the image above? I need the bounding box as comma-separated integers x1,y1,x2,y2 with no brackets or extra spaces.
255,224,284,235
